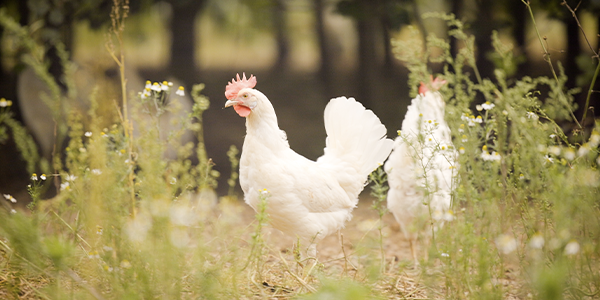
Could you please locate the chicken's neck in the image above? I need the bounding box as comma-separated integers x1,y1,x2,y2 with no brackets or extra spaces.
245,108,289,151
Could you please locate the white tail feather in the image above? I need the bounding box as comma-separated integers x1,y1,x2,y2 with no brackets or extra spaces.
321,97,393,179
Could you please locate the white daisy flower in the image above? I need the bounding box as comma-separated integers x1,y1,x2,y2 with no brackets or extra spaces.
526,111,539,121
482,101,495,110
60,182,70,191
3,194,17,203
529,233,544,249
160,81,169,91
564,240,580,255
151,82,161,92
84,131,92,137
176,86,185,96
495,234,517,254
548,146,561,156
577,144,591,157
563,148,576,161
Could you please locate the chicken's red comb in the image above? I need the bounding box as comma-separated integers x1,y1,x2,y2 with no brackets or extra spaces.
225,73,257,99
419,75,446,94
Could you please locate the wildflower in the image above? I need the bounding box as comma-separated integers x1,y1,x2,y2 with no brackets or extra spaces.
441,253,450,258
482,101,495,110
502,110,508,115
0,98,12,107
590,130,600,147
474,116,483,123
529,233,544,249
3,194,16,203
460,113,470,122
481,150,501,162
60,182,70,191
443,210,455,222
160,81,169,91
84,131,92,137
96,225,103,235
151,82,161,92
458,124,465,133
145,80,152,89
120,260,132,269
476,104,483,111
459,147,465,154
31,173,38,181
563,148,576,161
578,144,591,157
495,234,517,254
564,240,580,255
548,146,561,156
260,188,269,196
549,134,556,139
176,86,185,96
91,169,102,175
467,116,476,127
169,177,177,185
543,155,554,164
461,135,468,142
396,130,401,136
519,173,525,180
88,250,100,259
526,111,539,121
10,209,16,214
40,174,46,180
125,214,152,242
65,174,77,182
140,89,151,100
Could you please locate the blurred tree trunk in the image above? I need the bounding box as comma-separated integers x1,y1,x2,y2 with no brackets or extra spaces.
509,0,527,77
272,0,289,72
564,17,579,90
314,0,332,93
473,1,494,81
449,0,462,59
380,6,394,75
356,0,379,108
169,0,205,84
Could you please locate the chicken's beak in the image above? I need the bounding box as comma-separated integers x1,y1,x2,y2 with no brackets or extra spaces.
224,99,239,108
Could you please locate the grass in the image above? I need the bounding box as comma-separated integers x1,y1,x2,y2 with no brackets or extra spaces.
1,1,600,299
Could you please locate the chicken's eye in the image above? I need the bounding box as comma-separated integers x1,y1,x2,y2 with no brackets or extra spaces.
243,94,248,98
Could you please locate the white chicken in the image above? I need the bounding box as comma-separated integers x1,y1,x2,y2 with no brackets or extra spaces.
224,73,394,256
384,76,458,264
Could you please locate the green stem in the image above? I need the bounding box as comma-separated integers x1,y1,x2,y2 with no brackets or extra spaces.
521,0,581,128
582,61,600,124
